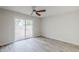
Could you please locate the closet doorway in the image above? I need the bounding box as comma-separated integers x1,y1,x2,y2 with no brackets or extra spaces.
15,19,33,41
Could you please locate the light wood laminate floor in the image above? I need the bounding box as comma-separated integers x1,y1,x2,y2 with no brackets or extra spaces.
0,37,79,52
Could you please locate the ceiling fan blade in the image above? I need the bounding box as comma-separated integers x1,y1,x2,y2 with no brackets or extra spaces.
36,10,46,12
36,12,41,16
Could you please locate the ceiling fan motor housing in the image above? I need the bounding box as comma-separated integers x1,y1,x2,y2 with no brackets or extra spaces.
33,10,36,12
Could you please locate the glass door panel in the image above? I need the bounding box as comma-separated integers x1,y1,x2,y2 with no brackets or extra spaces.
15,19,33,41
26,20,33,38
15,19,25,41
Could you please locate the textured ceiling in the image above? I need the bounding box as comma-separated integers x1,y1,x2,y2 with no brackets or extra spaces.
0,6,79,17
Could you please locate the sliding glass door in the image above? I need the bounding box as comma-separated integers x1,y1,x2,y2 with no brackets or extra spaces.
15,19,33,41
15,19,25,41
26,20,33,38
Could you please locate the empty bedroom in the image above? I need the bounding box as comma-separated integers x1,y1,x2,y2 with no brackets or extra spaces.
0,6,79,52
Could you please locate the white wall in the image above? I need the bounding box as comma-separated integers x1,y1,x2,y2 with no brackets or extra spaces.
0,8,40,46
41,10,79,45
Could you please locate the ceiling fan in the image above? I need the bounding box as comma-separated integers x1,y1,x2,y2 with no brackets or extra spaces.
31,6,46,16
